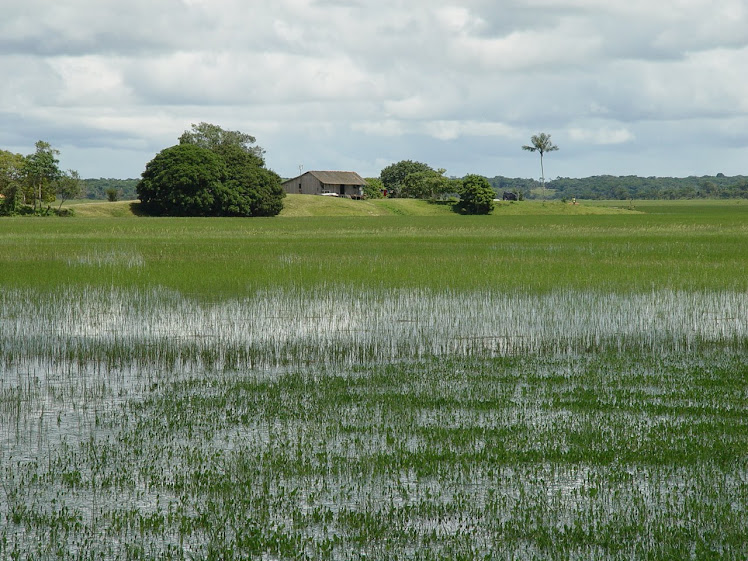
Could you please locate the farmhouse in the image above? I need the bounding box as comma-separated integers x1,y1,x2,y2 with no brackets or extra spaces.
282,171,367,198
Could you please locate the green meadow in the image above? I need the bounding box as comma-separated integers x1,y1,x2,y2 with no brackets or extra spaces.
2,197,747,295
1,199,746,559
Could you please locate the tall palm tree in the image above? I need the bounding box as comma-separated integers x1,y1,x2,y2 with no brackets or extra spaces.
522,133,559,202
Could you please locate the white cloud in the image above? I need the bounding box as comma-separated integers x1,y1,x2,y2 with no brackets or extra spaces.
0,0,746,179
351,120,405,136
425,121,519,141
569,126,634,145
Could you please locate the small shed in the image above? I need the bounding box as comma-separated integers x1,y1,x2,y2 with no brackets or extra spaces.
282,171,367,198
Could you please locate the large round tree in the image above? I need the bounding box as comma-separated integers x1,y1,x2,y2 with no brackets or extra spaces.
137,124,285,217
212,144,285,217
137,144,226,216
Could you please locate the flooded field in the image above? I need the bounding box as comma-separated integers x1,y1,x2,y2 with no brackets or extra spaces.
1,288,746,559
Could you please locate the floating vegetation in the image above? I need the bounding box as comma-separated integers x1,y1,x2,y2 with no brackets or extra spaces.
0,288,746,559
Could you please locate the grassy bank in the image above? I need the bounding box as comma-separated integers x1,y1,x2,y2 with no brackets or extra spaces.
67,195,646,218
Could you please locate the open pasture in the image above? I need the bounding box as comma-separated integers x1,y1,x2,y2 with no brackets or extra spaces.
0,200,746,559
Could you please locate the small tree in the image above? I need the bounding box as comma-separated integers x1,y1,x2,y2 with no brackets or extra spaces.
456,174,495,214
56,170,83,210
24,141,61,211
522,133,558,202
106,188,120,202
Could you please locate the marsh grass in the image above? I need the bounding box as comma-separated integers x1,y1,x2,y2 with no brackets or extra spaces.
0,287,746,559
1,202,746,559
1,287,746,369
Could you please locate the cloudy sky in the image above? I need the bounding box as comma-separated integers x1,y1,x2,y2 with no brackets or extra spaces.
1,0,747,180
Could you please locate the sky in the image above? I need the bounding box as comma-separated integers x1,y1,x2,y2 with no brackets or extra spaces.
1,0,747,181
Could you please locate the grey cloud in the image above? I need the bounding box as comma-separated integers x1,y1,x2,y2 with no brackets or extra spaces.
1,0,747,179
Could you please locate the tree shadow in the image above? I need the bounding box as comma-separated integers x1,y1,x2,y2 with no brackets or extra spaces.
128,201,151,216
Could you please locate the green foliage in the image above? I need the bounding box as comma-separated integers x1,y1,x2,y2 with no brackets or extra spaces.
106,188,120,202
363,177,385,199
24,140,62,211
0,150,25,215
400,168,456,200
213,144,285,217
379,160,433,197
138,125,285,217
179,121,265,160
137,144,227,216
522,132,559,158
455,174,495,214
1,143,86,216
56,170,83,209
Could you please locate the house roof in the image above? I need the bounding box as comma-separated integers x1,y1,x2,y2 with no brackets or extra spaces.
309,171,366,185
283,171,367,186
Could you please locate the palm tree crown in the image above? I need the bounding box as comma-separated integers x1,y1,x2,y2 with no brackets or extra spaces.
522,133,558,158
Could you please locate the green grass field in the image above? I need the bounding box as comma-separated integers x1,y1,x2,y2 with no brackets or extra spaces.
3,198,747,295
1,199,746,560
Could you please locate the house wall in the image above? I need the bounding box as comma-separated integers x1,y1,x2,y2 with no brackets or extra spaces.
282,175,323,195
282,173,366,197
336,183,364,197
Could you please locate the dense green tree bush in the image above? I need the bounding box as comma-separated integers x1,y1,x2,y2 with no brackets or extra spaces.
137,144,226,216
400,169,457,200
213,144,285,217
456,174,495,215
137,125,284,217
379,160,433,197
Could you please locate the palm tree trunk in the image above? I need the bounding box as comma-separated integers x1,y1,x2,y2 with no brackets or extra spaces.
540,152,546,203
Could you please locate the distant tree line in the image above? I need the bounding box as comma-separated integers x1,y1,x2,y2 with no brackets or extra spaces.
488,174,748,200
83,178,138,201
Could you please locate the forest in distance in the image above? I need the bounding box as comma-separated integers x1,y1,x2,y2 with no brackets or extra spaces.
83,173,748,202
